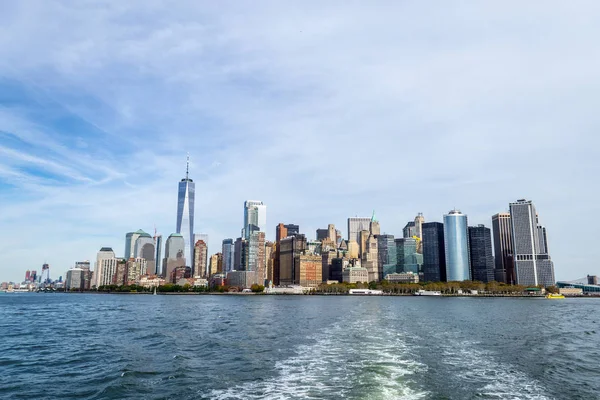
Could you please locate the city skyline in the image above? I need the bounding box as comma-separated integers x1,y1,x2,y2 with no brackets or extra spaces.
1,2,598,283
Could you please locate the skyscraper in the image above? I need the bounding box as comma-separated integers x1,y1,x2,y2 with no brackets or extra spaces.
154,234,163,275
414,213,425,239
492,212,513,284
395,238,422,275
163,233,186,278
403,221,416,239
134,230,155,275
93,247,118,288
509,199,555,287
222,239,234,273
377,234,397,277
243,200,267,239
422,222,446,282
347,217,371,243
444,209,471,282
176,155,195,271
194,240,208,278
468,225,494,283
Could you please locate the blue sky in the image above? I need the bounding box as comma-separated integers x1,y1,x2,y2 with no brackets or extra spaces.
1,1,599,282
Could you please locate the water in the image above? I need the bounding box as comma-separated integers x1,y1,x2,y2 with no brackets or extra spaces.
1,294,599,399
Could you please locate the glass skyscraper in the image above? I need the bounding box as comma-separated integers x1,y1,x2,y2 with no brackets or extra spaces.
468,225,494,283
176,156,195,270
395,238,422,274
222,239,234,273
422,222,446,282
377,234,396,277
242,200,267,239
443,210,471,282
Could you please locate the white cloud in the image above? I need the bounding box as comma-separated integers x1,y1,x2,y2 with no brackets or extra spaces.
0,0,598,281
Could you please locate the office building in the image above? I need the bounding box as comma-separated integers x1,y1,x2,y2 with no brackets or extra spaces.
509,199,555,286
385,272,419,283
492,212,513,284
343,267,369,284
377,234,397,277
209,253,222,276
468,225,494,283
403,221,416,239
125,229,146,259
176,155,195,272
295,254,322,287
134,231,155,275
222,239,235,273
316,228,329,241
414,213,425,239
243,200,267,239
279,234,307,286
163,233,186,279
444,209,471,282
348,217,371,243
233,237,248,271
396,238,422,274
154,234,163,275
247,232,266,284
422,222,446,282
93,247,118,288
65,268,84,291
194,240,208,278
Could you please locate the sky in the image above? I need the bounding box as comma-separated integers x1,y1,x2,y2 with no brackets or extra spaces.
0,1,599,283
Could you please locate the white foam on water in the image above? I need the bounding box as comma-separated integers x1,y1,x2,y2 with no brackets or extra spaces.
441,339,554,400
209,320,429,400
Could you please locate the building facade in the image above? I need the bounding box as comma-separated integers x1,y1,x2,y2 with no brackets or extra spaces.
509,199,555,287
176,156,195,273
222,239,234,274
94,247,118,288
163,233,186,279
243,200,267,239
468,225,494,283
492,212,513,284
347,217,371,243
194,240,208,278
396,238,422,274
443,210,471,282
377,234,397,277
422,222,446,282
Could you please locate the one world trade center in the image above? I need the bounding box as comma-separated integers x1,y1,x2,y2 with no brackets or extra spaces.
176,155,195,271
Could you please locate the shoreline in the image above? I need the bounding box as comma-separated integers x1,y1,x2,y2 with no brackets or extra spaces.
12,291,599,298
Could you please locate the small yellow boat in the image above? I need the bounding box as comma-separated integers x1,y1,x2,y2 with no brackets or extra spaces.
546,293,565,299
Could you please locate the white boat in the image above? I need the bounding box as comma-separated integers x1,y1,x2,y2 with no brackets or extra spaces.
414,289,441,296
349,289,383,295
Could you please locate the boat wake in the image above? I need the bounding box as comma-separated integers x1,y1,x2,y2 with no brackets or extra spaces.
209,319,428,399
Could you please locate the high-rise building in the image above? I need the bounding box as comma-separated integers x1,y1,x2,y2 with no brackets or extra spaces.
347,217,371,243
279,234,307,286
163,233,186,279
233,237,247,271
509,199,555,287
75,261,92,289
65,268,84,291
328,224,336,242
243,200,267,239
194,233,209,248
422,222,446,282
125,229,146,259
134,230,155,275
93,247,118,288
414,213,425,239
395,238,422,275
209,253,221,276
362,214,380,282
247,232,266,283
284,224,299,236
124,232,134,259
377,234,397,277
316,229,329,241
222,239,235,273
276,223,288,242
444,209,471,282
492,212,514,284
295,254,323,287
176,155,195,273
468,225,494,283
194,240,208,278
154,234,163,276
403,221,416,239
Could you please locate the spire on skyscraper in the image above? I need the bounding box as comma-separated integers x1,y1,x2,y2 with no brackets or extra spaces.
186,153,190,180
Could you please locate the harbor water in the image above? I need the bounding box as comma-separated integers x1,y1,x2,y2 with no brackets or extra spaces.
0,294,598,399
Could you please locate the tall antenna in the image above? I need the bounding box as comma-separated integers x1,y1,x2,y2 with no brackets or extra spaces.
186,153,190,179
